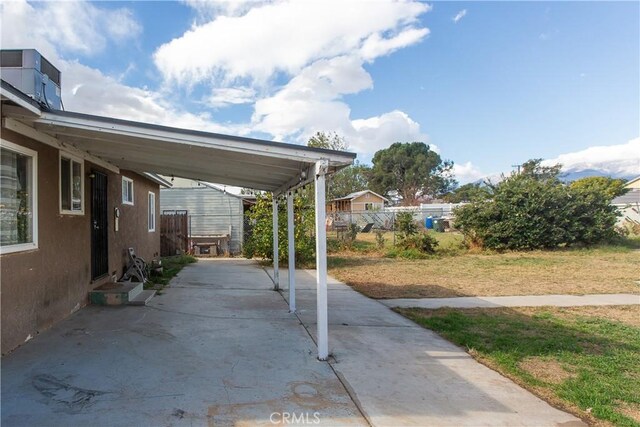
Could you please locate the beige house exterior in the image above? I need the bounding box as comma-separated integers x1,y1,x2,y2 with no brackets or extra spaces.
327,190,388,213
624,176,640,189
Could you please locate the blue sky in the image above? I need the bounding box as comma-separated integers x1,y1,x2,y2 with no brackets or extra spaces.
2,1,638,183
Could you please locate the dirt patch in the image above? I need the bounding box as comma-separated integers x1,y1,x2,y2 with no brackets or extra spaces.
518,357,576,384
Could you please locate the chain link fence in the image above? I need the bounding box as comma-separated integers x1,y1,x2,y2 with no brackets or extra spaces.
327,205,463,242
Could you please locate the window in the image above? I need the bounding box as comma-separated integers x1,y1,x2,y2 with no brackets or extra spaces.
148,191,156,232
365,203,374,211
0,140,38,254
59,152,84,214
122,177,134,205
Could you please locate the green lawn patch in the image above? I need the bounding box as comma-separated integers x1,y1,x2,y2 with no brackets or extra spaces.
396,306,640,426
145,254,197,292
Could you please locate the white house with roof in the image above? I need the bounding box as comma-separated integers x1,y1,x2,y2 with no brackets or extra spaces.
612,176,640,225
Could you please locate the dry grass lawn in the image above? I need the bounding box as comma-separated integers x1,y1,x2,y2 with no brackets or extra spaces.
328,241,640,298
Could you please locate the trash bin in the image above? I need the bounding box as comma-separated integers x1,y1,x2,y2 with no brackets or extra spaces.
433,218,445,232
425,216,433,229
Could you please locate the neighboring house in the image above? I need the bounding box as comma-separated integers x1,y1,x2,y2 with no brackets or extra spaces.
623,176,640,190
326,190,388,213
1,78,168,353
160,178,254,255
612,176,640,225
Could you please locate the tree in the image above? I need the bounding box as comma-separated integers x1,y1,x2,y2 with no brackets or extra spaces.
328,161,370,200
442,183,491,203
306,131,371,200
519,158,563,181
243,192,316,264
570,176,628,200
454,160,620,250
307,131,348,151
369,142,456,206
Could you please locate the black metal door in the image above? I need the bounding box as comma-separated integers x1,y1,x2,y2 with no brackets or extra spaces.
91,171,108,279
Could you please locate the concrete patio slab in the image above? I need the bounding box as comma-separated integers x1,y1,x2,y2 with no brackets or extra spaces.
1,259,366,427
2,260,587,427
381,293,640,309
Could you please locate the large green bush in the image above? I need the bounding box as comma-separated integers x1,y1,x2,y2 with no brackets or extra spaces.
243,193,316,264
454,162,619,250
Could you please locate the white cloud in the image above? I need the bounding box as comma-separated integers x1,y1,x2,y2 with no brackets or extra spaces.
452,9,467,23
2,0,435,163
0,0,141,56
360,27,429,61
543,137,640,177
455,139,640,187
205,87,256,108
452,161,486,184
251,55,372,137
350,111,427,155
250,55,427,157
0,0,235,134
154,0,429,86
182,0,272,19
62,60,237,133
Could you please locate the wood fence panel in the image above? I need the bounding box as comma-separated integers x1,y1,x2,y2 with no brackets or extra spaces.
160,211,189,256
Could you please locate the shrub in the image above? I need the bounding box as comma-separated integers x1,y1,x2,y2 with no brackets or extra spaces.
454,162,620,250
375,230,385,249
338,223,359,249
397,232,439,254
395,212,418,236
243,193,316,264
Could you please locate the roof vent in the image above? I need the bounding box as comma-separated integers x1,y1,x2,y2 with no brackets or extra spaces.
0,49,62,109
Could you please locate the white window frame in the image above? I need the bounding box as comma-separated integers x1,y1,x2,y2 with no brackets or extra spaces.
122,176,134,205
0,139,38,254
59,151,84,215
148,191,156,232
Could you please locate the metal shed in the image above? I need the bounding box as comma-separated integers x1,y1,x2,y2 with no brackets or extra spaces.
160,179,247,255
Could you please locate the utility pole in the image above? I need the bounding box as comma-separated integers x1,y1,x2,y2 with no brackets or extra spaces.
511,164,522,174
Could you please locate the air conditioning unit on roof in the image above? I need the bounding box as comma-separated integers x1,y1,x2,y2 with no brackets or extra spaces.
1,49,62,110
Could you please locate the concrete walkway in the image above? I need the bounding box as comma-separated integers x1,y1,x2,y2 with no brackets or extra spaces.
381,293,640,309
276,268,585,427
1,259,585,426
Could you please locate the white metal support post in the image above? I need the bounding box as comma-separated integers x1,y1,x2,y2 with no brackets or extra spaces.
287,191,296,312
314,160,329,360
272,194,279,290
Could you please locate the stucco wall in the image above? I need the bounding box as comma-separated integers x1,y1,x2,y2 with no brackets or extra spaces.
1,128,159,354
109,171,160,276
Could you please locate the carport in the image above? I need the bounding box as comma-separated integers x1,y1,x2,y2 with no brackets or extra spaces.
3,109,355,360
